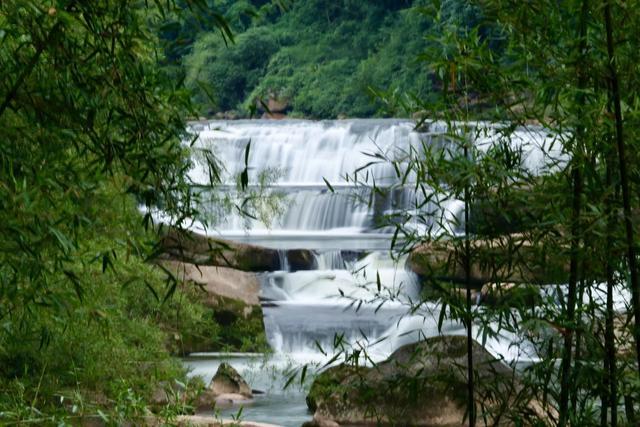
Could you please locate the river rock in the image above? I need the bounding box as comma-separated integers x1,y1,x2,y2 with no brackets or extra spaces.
266,95,290,113
197,363,253,411
210,363,252,397
157,228,280,272
255,94,290,119
159,259,266,354
306,335,547,426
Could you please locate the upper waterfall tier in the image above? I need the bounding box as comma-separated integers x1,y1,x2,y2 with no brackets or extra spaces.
185,119,564,249
188,119,563,185
188,119,423,186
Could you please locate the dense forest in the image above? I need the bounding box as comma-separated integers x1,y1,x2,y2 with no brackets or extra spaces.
2,0,640,426
161,0,460,118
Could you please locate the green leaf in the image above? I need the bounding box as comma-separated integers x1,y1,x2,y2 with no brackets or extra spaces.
299,364,308,385
437,301,447,333
323,177,334,193
144,280,159,303
64,270,83,302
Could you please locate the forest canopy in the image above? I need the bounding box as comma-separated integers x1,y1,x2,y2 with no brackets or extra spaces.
164,0,448,118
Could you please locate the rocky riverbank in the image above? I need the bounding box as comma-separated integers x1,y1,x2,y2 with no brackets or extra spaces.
305,336,550,426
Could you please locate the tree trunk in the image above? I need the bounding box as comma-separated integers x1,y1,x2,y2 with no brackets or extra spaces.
603,0,640,377
558,1,588,425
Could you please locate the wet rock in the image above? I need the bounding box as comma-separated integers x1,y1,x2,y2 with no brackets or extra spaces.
197,363,253,411
307,335,548,426
210,363,253,398
287,249,317,271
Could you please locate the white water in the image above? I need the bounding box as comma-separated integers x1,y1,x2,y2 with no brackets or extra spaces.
188,118,560,360
183,119,563,425
189,119,564,245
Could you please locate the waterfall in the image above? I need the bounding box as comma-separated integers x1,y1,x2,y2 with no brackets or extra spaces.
187,119,562,366
189,119,426,246
277,250,290,272
315,250,344,270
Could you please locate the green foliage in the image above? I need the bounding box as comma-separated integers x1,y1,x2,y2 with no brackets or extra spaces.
358,0,640,425
0,0,266,423
0,184,267,422
186,26,279,113
0,188,178,422
181,0,435,118
0,0,196,335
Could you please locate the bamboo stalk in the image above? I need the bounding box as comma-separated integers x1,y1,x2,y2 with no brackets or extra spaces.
603,0,640,379
558,1,589,424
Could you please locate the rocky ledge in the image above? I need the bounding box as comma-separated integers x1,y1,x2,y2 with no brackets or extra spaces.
157,228,316,272
407,234,570,287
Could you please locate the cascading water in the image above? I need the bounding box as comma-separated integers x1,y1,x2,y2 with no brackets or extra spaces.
183,119,562,425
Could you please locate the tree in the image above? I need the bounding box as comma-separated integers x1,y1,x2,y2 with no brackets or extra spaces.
0,0,199,330
0,0,232,422
355,0,640,425
414,0,640,424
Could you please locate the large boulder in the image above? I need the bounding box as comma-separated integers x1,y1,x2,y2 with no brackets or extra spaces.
157,228,315,273
256,94,290,119
407,235,570,287
267,96,289,113
306,336,547,426
162,261,261,307
209,363,252,397
159,260,267,355
157,228,280,272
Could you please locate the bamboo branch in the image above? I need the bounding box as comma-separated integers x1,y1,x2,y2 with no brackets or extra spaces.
0,20,63,120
